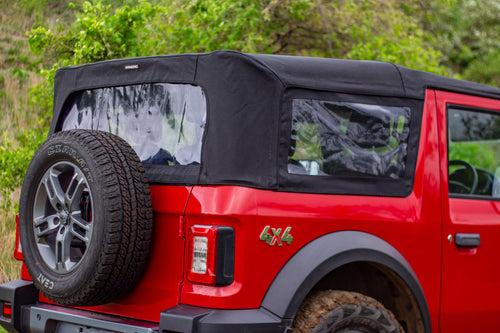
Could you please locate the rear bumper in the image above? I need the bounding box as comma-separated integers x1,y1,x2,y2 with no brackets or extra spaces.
0,280,291,333
160,305,291,333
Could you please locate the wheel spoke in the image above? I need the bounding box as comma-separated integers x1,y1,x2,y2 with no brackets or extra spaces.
43,168,65,210
33,214,59,238
70,227,90,244
70,211,91,245
70,211,90,230
65,172,86,207
55,227,72,271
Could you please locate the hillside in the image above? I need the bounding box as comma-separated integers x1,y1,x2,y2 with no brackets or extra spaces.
0,1,42,285
0,1,77,286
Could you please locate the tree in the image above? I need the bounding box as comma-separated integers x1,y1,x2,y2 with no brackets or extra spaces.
28,0,452,113
406,0,500,85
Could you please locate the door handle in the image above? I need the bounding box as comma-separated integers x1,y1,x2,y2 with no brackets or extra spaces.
455,233,480,248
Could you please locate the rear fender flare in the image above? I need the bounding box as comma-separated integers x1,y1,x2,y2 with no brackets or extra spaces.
261,231,431,332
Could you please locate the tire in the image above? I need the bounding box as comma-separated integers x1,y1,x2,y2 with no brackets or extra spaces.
293,290,404,333
19,129,153,305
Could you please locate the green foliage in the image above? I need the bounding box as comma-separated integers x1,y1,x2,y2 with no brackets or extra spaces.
449,142,497,173
292,123,322,160
411,0,500,84
0,129,46,207
154,0,267,53
19,0,51,14
323,1,447,74
10,68,28,84
72,1,155,62
464,50,500,87
26,0,455,73
30,1,156,64
155,0,322,54
18,0,76,24
28,27,54,55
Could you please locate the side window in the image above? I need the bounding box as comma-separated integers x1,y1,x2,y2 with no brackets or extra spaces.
448,107,500,198
288,99,411,179
62,83,206,166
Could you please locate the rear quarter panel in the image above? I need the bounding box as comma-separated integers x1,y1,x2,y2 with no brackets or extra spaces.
181,91,441,333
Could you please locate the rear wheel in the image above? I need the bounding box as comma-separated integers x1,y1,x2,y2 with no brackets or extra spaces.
293,290,404,333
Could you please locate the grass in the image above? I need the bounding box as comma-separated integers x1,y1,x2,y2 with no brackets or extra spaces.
0,8,76,332
0,192,18,333
0,3,36,286
0,4,45,330
0,191,20,284
0,0,76,288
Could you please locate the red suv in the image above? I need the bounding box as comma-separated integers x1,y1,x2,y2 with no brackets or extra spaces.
1,51,499,333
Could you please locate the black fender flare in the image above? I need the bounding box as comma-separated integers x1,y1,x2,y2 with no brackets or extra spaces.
261,231,431,333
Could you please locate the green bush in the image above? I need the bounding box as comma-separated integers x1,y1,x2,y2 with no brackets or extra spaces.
0,129,46,208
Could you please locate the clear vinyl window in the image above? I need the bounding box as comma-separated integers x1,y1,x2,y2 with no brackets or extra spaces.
62,83,206,166
288,99,411,179
448,107,500,198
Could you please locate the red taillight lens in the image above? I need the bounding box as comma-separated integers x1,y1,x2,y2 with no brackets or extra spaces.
14,214,23,261
188,225,218,285
2,302,12,319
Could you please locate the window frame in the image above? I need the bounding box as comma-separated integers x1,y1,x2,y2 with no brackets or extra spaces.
278,88,423,197
446,104,500,201
57,82,209,186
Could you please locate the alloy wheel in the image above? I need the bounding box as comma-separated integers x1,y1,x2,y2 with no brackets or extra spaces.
32,161,93,273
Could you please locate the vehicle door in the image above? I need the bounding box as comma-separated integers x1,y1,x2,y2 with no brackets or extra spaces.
436,90,500,332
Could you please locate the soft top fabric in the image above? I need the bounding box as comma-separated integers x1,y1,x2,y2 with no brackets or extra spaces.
52,51,500,128
50,51,500,192
250,53,500,99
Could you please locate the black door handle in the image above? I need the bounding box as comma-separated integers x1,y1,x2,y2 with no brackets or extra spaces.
455,233,480,248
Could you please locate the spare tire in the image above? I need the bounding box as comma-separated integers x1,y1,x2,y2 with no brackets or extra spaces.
19,129,153,305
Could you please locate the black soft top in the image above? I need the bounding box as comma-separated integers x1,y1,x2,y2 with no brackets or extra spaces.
53,51,500,120
51,51,500,193
252,53,500,99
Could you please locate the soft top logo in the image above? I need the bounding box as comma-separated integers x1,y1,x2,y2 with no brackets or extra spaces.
259,226,293,246
124,64,139,70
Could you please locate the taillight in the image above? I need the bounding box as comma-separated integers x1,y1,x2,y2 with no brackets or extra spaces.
189,225,217,284
187,225,234,286
1,302,12,319
14,214,23,261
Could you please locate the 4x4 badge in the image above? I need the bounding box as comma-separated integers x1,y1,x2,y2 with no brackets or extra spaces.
259,226,293,246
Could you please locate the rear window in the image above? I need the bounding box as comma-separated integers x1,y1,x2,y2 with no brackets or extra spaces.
62,83,206,166
288,99,411,179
